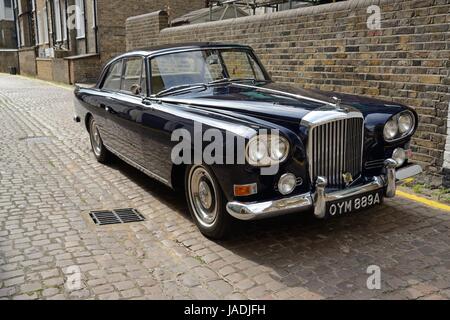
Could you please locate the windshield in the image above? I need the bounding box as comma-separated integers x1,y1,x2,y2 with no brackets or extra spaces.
150,49,268,94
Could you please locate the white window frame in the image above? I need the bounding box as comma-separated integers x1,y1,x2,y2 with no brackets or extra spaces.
36,10,43,45
17,0,22,14
53,0,62,42
61,0,67,41
92,0,97,29
19,19,25,47
75,0,85,39
43,7,49,44
33,1,39,45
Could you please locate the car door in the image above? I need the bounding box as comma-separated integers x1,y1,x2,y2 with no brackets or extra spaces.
139,57,178,185
98,59,124,152
104,56,148,166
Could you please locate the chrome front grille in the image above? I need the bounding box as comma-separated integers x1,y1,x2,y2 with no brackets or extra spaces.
309,117,364,188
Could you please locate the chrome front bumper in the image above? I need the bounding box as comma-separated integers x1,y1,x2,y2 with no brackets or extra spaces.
226,161,422,221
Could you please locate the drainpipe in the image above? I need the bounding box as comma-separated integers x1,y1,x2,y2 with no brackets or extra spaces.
93,0,98,54
13,0,20,73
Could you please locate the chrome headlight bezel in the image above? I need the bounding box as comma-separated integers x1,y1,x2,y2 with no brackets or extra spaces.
384,111,416,142
246,135,290,167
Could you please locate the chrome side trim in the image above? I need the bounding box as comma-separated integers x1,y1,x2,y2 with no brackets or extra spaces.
396,164,423,181
103,144,171,186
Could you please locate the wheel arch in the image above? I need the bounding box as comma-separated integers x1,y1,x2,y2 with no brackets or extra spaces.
85,113,93,133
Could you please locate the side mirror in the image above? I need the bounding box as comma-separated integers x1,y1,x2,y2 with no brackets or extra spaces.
130,84,142,95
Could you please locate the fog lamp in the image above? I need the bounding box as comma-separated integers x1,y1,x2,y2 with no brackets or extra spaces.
278,173,297,195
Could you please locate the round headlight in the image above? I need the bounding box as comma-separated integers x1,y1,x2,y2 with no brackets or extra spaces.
398,113,414,134
384,119,399,141
269,136,289,161
278,173,297,195
392,148,406,167
247,138,268,164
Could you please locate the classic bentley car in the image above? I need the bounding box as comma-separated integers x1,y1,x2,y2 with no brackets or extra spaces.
74,43,422,239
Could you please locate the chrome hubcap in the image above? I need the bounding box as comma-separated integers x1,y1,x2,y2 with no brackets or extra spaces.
188,166,218,228
90,120,102,156
198,181,213,209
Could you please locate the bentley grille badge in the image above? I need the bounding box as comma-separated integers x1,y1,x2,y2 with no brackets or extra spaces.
343,172,354,186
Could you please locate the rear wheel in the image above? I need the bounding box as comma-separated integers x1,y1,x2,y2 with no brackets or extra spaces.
185,165,233,239
89,117,111,163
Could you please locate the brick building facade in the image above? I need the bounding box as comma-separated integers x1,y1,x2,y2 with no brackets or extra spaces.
126,0,450,182
0,0,16,48
0,0,18,73
14,0,207,83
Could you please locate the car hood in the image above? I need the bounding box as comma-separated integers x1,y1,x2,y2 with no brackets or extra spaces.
160,82,410,131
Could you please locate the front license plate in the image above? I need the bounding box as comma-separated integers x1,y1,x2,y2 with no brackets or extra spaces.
326,189,384,217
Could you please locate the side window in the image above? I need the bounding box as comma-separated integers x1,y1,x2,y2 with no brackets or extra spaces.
121,58,144,95
102,60,123,91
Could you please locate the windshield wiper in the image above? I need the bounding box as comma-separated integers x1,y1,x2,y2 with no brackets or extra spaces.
208,78,269,86
154,83,207,98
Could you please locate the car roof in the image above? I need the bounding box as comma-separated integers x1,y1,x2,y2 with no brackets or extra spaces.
116,42,253,60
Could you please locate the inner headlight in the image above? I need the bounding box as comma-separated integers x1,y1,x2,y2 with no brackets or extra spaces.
246,135,290,166
384,111,415,142
384,119,398,140
269,136,289,161
398,113,414,134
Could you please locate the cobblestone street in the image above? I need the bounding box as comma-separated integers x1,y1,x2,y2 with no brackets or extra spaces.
0,74,449,300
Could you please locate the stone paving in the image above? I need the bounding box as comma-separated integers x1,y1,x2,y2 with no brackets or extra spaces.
0,74,449,300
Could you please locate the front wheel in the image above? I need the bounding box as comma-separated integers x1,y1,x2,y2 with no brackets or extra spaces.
89,117,111,163
185,165,233,239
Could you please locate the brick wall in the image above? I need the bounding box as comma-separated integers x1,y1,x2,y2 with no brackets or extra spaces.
126,11,169,51
98,0,206,68
67,55,102,84
126,0,450,178
36,59,53,81
18,48,37,76
0,50,19,73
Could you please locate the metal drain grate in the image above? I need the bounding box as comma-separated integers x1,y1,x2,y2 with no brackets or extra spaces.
89,208,145,226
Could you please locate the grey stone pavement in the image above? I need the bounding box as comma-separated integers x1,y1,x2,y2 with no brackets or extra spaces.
0,74,449,300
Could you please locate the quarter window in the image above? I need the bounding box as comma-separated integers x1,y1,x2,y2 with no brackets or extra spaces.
102,60,123,91
121,58,145,95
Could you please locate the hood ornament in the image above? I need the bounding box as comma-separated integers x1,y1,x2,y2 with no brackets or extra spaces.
332,96,342,107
